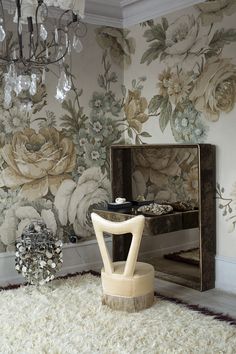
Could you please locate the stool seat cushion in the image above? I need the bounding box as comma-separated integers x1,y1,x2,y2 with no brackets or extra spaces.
101,261,154,298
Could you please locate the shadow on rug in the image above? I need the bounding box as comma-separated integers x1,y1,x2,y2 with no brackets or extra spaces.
0,273,235,354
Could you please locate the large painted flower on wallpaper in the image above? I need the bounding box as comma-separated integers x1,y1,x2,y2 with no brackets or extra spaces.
196,0,236,26
140,12,236,142
0,128,76,200
96,27,135,67
189,58,236,121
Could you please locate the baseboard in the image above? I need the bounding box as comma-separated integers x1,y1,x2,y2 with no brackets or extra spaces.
0,235,199,286
215,256,236,294
0,238,112,287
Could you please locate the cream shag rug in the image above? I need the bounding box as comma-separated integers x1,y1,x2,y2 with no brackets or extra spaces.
0,274,235,354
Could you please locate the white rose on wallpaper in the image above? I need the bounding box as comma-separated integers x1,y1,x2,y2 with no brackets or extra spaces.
189,58,236,121
55,167,110,237
196,0,236,26
0,127,76,200
164,15,210,71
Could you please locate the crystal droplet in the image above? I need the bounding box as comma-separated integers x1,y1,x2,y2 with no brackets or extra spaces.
4,86,12,108
65,33,68,48
18,22,22,35
54,28,58,44
29,73,37,95
58,70,71,92
12,48,17,60
42,68,46,84
72,35,83,53
0,25,6,42
40,24,48,41
67,41,71,54
56,46,64,64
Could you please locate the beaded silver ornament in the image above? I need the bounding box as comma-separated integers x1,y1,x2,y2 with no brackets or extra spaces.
15,220,63,286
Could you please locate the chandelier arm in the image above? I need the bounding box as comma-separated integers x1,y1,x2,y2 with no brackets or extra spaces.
58,9,70,28
33,2,44,60
16,0,23,59
28,44,68,66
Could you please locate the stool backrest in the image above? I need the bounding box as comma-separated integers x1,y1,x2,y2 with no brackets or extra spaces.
91,213,145,277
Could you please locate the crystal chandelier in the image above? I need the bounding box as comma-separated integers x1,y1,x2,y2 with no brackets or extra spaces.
0,0,86,110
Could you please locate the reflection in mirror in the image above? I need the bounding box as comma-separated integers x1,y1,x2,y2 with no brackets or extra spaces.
131,147,200,290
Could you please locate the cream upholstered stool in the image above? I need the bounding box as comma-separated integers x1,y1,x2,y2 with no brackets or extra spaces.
91,213,155,312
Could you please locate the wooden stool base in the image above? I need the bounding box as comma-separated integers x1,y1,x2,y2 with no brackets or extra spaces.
102,292,154,312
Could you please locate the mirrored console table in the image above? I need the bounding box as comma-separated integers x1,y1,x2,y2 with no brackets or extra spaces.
95,144,216,291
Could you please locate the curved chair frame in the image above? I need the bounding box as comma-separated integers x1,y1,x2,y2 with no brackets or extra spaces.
91,213,145,277
91,212,154,312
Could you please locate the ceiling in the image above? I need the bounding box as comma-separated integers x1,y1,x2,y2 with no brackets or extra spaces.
84,0,204,27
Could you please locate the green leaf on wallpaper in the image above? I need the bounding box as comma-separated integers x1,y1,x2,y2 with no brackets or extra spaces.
159,98,172,132
148,95,163,113
98,74,106,89
132,79,136,88
161,17,168,31
137,85,144,91
135,135,141,145
127,37,136,54
143,29,157,42
141,42,165,65
140,131,152,137
128,128,133,138
144,24,166,42
209,29,236,50
109,72,118,83
160,51,168,62
121,84,126,97
78,88,83,97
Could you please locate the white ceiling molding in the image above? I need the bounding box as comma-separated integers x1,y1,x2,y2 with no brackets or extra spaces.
2,0,204,28
84,0,123,27
84,0,204,28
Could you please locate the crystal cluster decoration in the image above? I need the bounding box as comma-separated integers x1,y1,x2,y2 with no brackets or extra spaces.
138,203,173,215
0,0,86,110
15,220,63,286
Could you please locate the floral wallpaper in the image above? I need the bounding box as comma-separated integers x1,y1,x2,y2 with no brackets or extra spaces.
121,0,236,258
0,24,130,252
1,1,236,259
131,147,198,205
